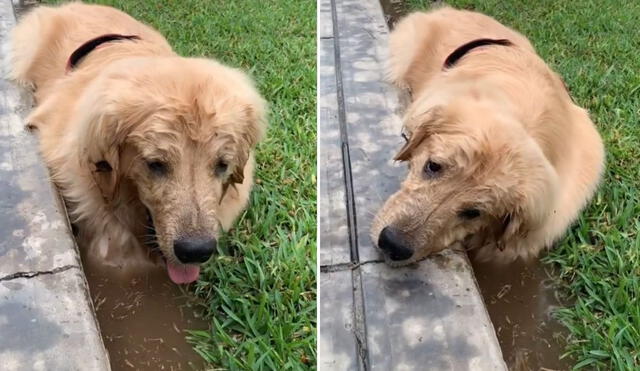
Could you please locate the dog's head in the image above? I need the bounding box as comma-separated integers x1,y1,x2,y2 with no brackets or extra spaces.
74,57,266,283
371,97,558,265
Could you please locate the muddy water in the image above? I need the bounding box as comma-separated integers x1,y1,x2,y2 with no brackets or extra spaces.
82,255,207,370
472,259,572,370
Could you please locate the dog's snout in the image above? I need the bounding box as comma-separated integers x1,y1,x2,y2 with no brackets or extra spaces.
173,237,217,264
378,227,414,261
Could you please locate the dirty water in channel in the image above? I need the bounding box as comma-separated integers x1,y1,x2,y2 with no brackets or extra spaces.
81,251,207,370
378,1,573,369
472,259,572,371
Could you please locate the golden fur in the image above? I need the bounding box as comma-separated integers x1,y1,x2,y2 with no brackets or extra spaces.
6,2,266,280
371,7,604,264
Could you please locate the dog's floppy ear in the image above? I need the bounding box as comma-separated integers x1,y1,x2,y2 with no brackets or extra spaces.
493,164,558,253
394,106,441,161
80,110,127,205
493,212,522,251
232,104,266,185
74,79,146,205
197,58,267,190
394,125,429,162
218,103,265,201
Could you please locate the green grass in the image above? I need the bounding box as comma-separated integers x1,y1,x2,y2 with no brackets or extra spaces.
407,1,640,369
43,0,316,369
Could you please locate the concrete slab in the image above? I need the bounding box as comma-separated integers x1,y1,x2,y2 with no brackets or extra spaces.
0,0,110,369
318,269,359,371
319,35,351,266
0,6,78,277
0,268,110,371
319,0,333,39
362,248,505,370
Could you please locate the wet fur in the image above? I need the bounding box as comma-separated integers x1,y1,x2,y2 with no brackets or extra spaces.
6,3,266,271
372,7,604,264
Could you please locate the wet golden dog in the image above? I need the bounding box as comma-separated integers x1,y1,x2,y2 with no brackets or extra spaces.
372,7,604,265
7,3,266,283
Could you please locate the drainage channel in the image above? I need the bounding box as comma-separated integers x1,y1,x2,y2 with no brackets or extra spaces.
378,1,571,369
472,259,571,370
81,253,207,370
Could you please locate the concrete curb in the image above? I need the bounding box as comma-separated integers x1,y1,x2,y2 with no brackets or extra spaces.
0,0,110,369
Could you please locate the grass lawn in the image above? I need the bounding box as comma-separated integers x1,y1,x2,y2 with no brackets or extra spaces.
44,0,317,369
408,0,640,369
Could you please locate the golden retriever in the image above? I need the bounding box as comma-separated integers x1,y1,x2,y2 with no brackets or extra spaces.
371,7,604,265
6,2,267,283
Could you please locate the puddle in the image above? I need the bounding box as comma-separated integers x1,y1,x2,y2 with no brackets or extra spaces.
82,252,207,370
471,259,572,371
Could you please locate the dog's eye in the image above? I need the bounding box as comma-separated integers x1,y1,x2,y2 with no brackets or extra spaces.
146,160,168,176
459,208,481,220
424,160,442,177
214,160,228,176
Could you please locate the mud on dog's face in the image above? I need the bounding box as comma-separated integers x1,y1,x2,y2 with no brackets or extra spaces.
371,102,558,265
76,57,266,282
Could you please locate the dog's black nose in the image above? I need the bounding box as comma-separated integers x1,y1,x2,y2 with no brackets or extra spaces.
378,227,414,261
173,237,217,264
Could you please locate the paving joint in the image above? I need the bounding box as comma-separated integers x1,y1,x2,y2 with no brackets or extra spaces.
0,265,79,282
320,259,385,273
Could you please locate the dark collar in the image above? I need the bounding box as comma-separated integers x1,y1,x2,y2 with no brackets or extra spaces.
443,38,512,69
66,34,140,72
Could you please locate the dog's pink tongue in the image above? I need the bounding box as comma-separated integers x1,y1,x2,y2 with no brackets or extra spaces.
166,262,200,284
